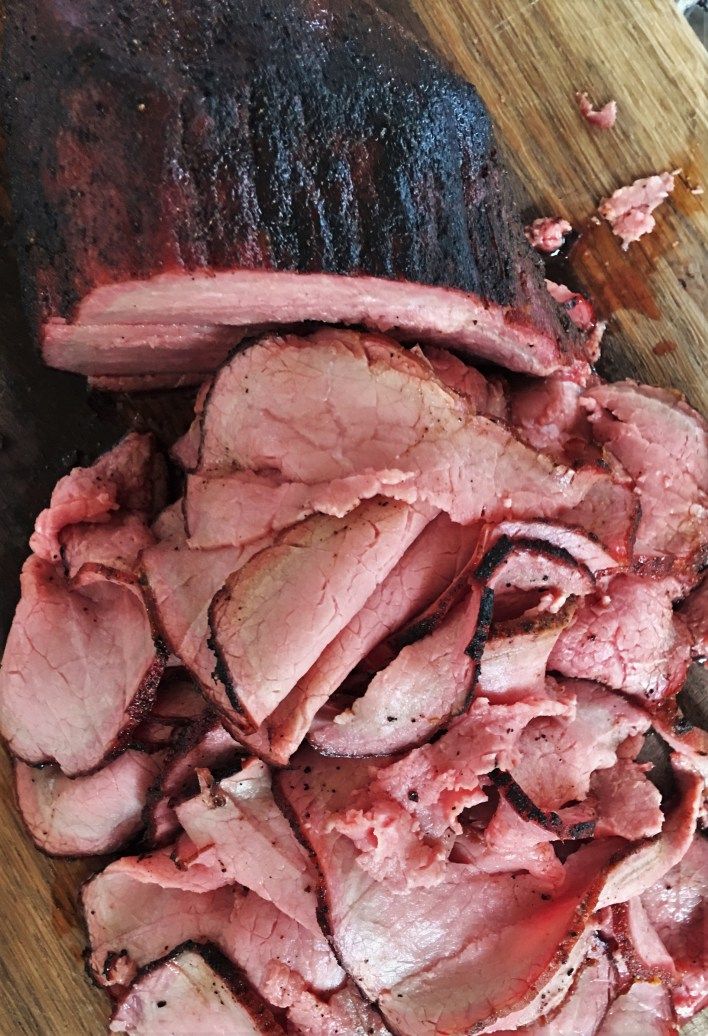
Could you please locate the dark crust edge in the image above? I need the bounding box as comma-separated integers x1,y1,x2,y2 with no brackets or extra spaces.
489,768,597,841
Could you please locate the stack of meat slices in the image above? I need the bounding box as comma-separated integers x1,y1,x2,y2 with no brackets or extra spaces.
1,329,706,1034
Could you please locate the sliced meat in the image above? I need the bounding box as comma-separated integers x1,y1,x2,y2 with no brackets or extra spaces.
326,694,573,888
170,380,213,472
489,770,597,845
477,602,578,701
277,750,620,1036
492,519,620,578
185,468,411,549
509,680,650,810
29,433,166,562
478,534,595,618
597,980,676,1035
599,172,675,250
151,501,187,542
89,370,211,392
309,586,489,757
4,0,583,379
141,539,264,718
611,898,676,985
548,575,692,703
642,835,708,1020
176,759,320,936
544,281,597,332
648,700,708,781
524,218,572,254
273,974,391,1036
678,574,708,660
110,945,286,1035
590,758,664,841
576,91,618,129
199,329,620,530
0,557,165,776
144,717,243,847
417,346,508,419
266,514,479,764
209,498,432,729
60,513,155,577
510,374,593,462
583,381,708,586
14,749,165,856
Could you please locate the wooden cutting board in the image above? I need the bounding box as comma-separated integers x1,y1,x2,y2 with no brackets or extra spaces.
0,2,705,1033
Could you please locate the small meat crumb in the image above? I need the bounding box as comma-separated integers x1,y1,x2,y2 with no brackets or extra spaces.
575,91,617,130
524,216,572,254
598,172,675,250
545,280,596,332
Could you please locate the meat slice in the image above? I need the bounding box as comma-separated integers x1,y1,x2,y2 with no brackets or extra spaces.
642,835,708,1020
171,379,213,471
141,539,265,720
508,680,650,810
0,557,165,776
199,329,620,532
548,575,692,704
583,381,708,587
4,0,583,379
597,980,676,1035
209,498,432,729
277,750,620,1036
417,346,508,419
185,468,411,549
29,433,166,562
477,603,577,701
110,946,286,1035
309,586,489,757
14,749,165,856
492,519,620,578
545,280,599,333
60,513,155,578
599,172,675,250
590,758,663,841
678,574,707,660
176,759,321,936
478,534,595,618
610,897,676,985
144,717,243,847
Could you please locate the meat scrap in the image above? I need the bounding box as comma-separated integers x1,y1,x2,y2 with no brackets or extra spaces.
524,217,573,253
599,172,675,249
576,91,618,129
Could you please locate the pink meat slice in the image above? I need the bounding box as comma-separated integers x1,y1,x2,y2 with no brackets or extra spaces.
176,758,321,936
141,538,265,719
0,557,164,776
477,604,577,701
198,328,623,530
548,575,692,703
170,378,213,471
328,694,573,889
14,749,165,856
642,835,708,1020
510,374,593,462
524,217,572,254
509,680,650,810
544,281,597,332
492,519,620,578
678,574,707,660
598,172,675,250
610,897,676,985
110,946,286,1035
185,468,411,549
597,980,676,1035
144,717,244,847
480,536,595,615
276,750,620,1036
60,513,155,577
267,514,479,764
273,974,390,1036
417,345,508,419
310,587,488,757
209,498,433,729
30,432,166,562
583,381,708,586
590,758,663,841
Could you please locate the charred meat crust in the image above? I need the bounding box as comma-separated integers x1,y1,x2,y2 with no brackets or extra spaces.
108,941,287,1032
474,534,595,586
2,0,577,358
489,769,597,841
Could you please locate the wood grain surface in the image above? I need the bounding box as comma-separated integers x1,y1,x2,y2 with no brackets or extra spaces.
0,2,705,1033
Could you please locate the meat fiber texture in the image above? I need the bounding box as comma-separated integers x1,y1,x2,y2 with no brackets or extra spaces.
2,327,708,1036
2,0,587,380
